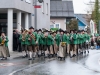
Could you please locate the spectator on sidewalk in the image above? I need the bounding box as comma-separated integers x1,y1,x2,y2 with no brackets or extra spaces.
16,29,22,52
13,30,18,51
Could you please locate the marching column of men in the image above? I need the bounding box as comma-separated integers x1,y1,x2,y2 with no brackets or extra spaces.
18,27,91,60
0,26,91,60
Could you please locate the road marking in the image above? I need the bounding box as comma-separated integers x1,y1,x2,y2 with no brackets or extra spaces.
0,62,26,68
9,63,38,75
0,63,15,67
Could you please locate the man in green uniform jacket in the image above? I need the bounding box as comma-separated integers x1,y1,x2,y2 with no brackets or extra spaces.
55,29,67,59
51,32,58,56
19,30,28,57
42,30,53,57
37,29,44,56
69,30,78,57
85,32,90,53
64,31,70,55
73,31,78,57
0,32,9,60
55,30,60,47
0,36,9,47
77,31,82,54
82,31,87,53
27,27,37,60
55,32,66,46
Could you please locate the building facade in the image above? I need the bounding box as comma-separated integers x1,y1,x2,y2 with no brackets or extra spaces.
35,0,50,30
0,0,50,52
75,14,90,30
50,0,74,30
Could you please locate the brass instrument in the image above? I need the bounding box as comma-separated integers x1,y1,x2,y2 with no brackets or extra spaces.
22,29,29,41
19,24,36,41
61,42,66,47
19,24,27,41
0,36,6,46
1,40,5,45
29,32,36,41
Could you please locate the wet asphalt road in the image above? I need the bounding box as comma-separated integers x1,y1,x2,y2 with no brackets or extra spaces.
0,50,100,75
0,56,47,75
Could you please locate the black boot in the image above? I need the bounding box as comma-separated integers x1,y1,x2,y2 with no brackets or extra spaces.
88,51,89,53
28,58,32,60
84,51,86,54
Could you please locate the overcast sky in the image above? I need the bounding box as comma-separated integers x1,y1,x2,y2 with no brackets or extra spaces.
73,0,94,14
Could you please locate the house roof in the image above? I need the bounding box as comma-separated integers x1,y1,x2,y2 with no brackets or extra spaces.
50,1,74,17
75,14,91,26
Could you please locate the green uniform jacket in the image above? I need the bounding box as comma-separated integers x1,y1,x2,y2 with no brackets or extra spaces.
66,35,70,44
37,33,44,45
63,34,67,42
63,34,68,45
51,35,55,45
77,34,80,44
55,34,60,46
95,33,99,37
19,34,28,45
85,34,90,41
33,32,38,40
82,34,86,43
42,35,53,45
55,34,67,46
73,34,78,44
77,34,83,44
0,36,9,47
80,34,84,44
27,32,37,45
69,34,75,44
84,34,87,42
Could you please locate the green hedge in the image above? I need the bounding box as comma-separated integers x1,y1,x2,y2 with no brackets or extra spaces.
50,28,59,31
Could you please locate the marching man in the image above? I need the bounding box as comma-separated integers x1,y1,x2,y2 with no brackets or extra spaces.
27,27,37,60
0,32,10,60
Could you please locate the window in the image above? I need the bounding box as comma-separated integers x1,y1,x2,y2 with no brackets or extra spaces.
46,3,48,15
50,25,54,28
0,13,16,19
42,2,44,13
55,24,60,28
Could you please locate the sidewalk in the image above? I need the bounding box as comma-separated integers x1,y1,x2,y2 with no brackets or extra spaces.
9,50,51,59
9,51,25,59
